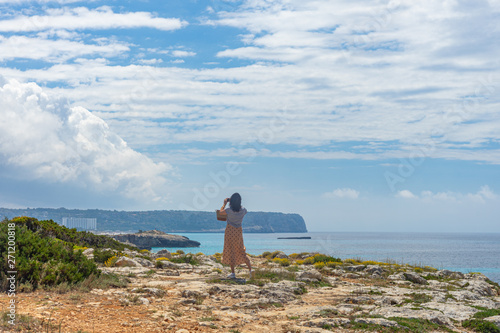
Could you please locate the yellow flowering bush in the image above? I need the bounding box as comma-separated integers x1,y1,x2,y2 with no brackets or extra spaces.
303,257,315,265
104,256,119,267
314,262,325,269
272,258,291,266
155,257,171,261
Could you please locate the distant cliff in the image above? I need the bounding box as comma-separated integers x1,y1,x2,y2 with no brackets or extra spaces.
0,208,308,233
112,230,200,250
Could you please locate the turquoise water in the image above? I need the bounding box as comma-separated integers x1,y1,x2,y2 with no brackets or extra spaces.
152,232,500,283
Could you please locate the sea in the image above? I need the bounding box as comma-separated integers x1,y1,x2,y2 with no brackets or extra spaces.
151,232,500,283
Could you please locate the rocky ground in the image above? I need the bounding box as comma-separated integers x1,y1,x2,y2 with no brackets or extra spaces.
1,249,500,333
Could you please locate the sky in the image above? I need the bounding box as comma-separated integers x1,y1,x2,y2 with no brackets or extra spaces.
0,0,499,232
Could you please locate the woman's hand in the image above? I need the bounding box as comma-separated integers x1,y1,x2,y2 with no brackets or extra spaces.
221,197,229,211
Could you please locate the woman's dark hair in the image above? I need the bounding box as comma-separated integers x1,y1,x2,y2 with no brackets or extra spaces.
229,193,242,212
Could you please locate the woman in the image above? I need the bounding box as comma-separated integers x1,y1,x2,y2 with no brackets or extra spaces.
220,193,253,279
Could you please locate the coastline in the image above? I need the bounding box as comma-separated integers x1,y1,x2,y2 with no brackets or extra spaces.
2,249,499,332
150,231,500,284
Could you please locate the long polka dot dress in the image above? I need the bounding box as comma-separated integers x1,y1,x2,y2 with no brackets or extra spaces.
221,224,248,266
221,207,249,266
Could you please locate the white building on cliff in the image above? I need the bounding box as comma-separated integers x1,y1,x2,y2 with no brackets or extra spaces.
62,217,97,231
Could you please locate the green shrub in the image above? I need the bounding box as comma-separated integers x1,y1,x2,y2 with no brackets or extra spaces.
261,251,272,258
463,319,500,333
0,220,98,291
170,254,200,265
303,254,341,265
93,248,116,263
76,272,129,291
473,308,500,320
11,216,137,251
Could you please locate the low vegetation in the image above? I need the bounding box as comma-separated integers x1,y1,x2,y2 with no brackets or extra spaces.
0,217,135,292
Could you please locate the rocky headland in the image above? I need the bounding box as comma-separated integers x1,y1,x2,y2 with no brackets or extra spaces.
111,230,201,250
0,207,309,233
2,249,499,333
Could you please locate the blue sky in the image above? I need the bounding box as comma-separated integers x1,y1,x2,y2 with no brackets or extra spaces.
0,0,499,232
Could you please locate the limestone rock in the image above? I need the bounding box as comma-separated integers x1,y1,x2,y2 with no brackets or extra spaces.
354,317,400,328
365,265,384,275
466,280,496,296
301,317,350,328
388,273,405,280
345,265,365,272
296,269,323,282
375,296,401,306
371,307,453,326
403,272,428,285
155,249,173,259
114,257,143,267
424,302,478,321
133,256,154,267
82,248,94,259
259,280,306,303
138,297,150,305
273,251,289,259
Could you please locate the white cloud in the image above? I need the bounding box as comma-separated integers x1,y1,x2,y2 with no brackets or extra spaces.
324,188,359,199
0,6,187,32
0,35,129,62
0,78,172,203
396,190,416,199
137,58,163,65
171,50,196,57
0,1,499,166
396,186,498,203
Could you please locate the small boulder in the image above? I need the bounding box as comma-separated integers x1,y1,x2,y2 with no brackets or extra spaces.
133,257,154,267
273,251,288,259
138,297,150,305
296,269,322,282
82,248,94,260
404,272,429,285
355,318,400,328
155,249,173,259
345,265,365,272
365,265,384,275
114,257,143,267
388,273,406,280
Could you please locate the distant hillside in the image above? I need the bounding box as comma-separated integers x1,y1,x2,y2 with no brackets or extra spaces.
0,208,308,233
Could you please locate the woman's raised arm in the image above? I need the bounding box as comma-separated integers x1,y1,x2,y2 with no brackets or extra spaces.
221,197,229,211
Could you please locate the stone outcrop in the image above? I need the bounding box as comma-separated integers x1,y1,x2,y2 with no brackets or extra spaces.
112,230,200,250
